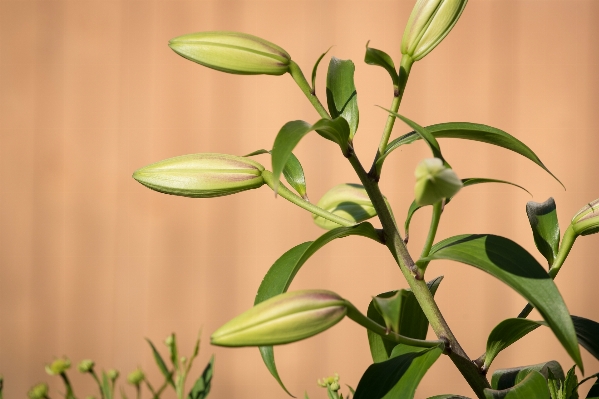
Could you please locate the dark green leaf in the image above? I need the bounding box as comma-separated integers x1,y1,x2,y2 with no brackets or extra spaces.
367,277,443,363
255,223,383,396
364,41,399,87
423,234,583,372
482,318,543,370
379,122,563,187
188,355,214,399
584,376,599,399
485,371,550,399
311,47,332,94
526,198,560,266
326,57,359,138
428,396,472,399
354,344,443,399
146,338,175,388
492,361,564,390
572,315,599,362
372,292,403,334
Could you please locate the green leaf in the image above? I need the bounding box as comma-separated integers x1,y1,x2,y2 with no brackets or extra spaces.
354,344,443,399
485,371,550,399
404,178,531,242
562,366,579,399
367,277,443,363
423,234,583,372
255,223,383,396
326,57,359,139
584,376,599,399
311,47,332,94
526,198,560,266
146,338,175,388
379,122,563,187
482,318,543,370
572,315,599,362
188,355,214,399
271,118,349,193
245,149,308,199
102,371,112,399
428,396,472,399
167,333,179,370
364,41,399,87
491,361,564,390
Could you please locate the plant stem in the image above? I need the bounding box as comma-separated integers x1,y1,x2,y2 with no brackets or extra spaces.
262,170,356,227
60,373,76,399
288,61,330,120
90,370,105,399
345,301,443,348
415,200,444,274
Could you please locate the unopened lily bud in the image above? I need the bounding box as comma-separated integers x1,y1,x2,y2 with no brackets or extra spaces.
169,31,291,75
107,369,119,381
28,383,49,399
401,0,468,61
414,158,462,206
45,357,71,375
313,184,376,230
571,198,599,236
78,359,95,373
133,153,265,198
211,290,347,347
127,368,145,386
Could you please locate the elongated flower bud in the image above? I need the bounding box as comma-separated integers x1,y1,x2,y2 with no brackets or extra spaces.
313,184,376,230
133,153,265,198
571,198,599,236
414,158,462,206
211,290,347,347
169,31,291,75
401,0,468,61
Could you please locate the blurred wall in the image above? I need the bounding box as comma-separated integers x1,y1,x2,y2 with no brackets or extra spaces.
1,0,598,397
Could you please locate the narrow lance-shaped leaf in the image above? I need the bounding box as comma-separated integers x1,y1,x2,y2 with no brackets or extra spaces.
422,234,583,372
188,355,214,399
245,149,308,199
311,47,332,95
378,122,563,187
326,57,359,139
254,223,383,396
146,338,175,388
484,371,550,399
364,41,399,88
526,198,560,266
571,315,599,362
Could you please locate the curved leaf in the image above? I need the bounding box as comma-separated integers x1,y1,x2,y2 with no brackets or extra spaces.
379,122,563,187
311,47,332,94
254,223,383,396
572,315,599,362
482,318,543,370
526,198,560,266
422,234,583,372
146,338,175,388
364,41,398,87
428,396,472,399
584,376,599,399
245,149,308,199
491,361,564,390
326,57,359,138
354,344,444,399
484,371,550,399
187,355,214,399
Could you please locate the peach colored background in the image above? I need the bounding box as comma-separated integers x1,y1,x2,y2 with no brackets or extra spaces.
1,0,598,398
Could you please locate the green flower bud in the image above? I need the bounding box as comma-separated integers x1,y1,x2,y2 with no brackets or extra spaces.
45,357,71,375
571,198,599,236
28,383,49,399
78,359,95,373
401,0,468,61
414,158,462,206
318,373,340,391
127,368,145,385
313,184,376,230
169,31,291,75
211,290,347,347
107,369,119,381
133,153,265,198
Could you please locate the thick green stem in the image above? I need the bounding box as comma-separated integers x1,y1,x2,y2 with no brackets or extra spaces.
417,200,443,272
345,301,443,348
90,370,105,399
60,373,76,399
262,170,356,227
288,61,330,120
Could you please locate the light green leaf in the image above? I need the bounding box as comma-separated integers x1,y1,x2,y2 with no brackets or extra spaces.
526,198,560,266
379,122,563,187
423,234,583,372
354,344,443,399
372,292,403,334
485,371,550,399
146,338,175,388
255,223,383,396
188,355,214,399
572,315,599,362
482,318,543,370
364,41,399,87
245,149,308,199
311,47,332,94
367,277,443,363
491,361,564,390
326,57,359,139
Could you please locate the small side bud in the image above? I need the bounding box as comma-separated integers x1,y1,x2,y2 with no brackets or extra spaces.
318,373,341,392
27,383,49,399
78,359,95,373
211,290,347,347
127,369,145,386
571,198,599,236
313,184,377,230
107,369,119,381
133,153,265,198
414,158,462,206
45,357,71,375
169,31,291,75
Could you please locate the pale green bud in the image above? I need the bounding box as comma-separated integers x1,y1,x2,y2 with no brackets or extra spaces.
313,184,376,230
571,198,599,236
78,359,95,373
169,31,291,75
318,373,340,391
211,290,347,347
45,357,71,375
401,0,468,61
133,153,265,198
28,383,49,399
107,369,119,381
414,158,462,206
127,368,145,385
